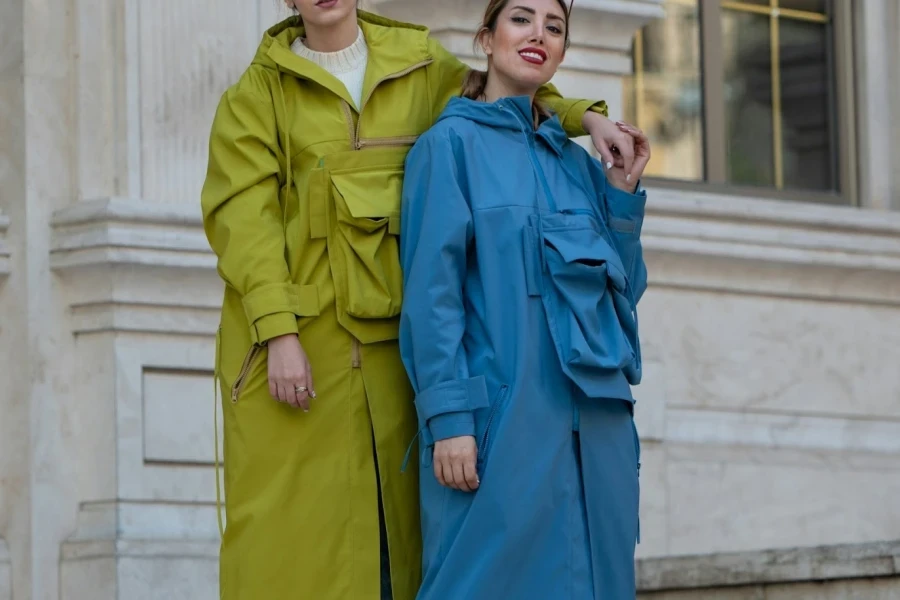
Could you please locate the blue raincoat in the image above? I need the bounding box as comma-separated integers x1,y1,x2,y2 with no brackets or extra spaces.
399,95,648,600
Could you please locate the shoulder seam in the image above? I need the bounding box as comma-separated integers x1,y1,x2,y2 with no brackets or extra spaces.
226,67,276,108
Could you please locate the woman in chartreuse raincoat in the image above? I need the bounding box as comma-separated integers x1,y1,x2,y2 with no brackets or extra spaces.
399,0,652,598
201,0,635,597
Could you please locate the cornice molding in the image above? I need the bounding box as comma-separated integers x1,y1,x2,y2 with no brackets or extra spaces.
643,188,900,305
48,193,900,335
50,199,221,335
50,198,212,273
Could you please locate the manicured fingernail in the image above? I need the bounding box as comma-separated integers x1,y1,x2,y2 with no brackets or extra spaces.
626,174,632,182
310,392,317,399
606,161,612,170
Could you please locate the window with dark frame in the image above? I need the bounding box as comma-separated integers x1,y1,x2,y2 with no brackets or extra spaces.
624,0,848,201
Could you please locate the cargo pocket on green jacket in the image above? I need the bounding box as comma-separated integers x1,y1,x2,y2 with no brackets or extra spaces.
328,167,404,343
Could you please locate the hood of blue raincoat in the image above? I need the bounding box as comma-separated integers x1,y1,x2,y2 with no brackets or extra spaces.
436,95,569,154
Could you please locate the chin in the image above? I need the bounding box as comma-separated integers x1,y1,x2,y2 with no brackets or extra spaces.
513,71,552,91
303,1,355,27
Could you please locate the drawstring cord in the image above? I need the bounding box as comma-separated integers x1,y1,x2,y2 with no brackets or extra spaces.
401,424,434,472
498,102,550,272
214,327,225,539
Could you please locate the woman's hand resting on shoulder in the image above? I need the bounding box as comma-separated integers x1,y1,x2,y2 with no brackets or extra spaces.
606,121,651,194
267,334,316,411
433,436,480,492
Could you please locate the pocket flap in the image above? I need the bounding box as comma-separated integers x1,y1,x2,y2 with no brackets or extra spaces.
542,223,628,290
331,169,402,220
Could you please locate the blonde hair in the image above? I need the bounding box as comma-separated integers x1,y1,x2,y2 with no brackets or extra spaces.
461,0,574,106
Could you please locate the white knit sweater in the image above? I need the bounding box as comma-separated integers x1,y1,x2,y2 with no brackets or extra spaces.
291,26,368,110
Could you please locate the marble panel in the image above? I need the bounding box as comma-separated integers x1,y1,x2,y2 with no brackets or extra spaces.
636,442,669,558
640,288,900,419
666,447,900,556
115,333,220,502
143,369,219,464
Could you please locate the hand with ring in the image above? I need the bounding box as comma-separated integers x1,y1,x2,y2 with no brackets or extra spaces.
432,435,480,492
266,334,316,411
606,121,651,194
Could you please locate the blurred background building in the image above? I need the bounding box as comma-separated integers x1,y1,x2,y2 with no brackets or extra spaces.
1,0,898,598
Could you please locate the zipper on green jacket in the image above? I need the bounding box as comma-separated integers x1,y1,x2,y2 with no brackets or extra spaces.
231,344,263,403
344,59,434,150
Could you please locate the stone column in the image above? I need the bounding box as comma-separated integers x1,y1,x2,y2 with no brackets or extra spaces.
855,0,900,210
0,0,286,599
50,0,283,597
0,0,32,597
893,0,900,210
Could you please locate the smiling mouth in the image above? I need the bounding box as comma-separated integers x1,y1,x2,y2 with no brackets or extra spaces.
518,48,548,65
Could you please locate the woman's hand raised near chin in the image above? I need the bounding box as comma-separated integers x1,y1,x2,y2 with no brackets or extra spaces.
266,334,316,411
606,121,651,194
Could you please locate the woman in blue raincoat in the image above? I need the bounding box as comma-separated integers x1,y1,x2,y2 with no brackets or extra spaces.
399,0,651,597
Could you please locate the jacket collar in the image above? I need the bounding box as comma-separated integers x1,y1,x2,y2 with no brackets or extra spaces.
263,11,432,108
499,96,567,157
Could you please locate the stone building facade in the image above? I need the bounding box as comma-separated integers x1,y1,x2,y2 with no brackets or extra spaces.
1,0,899,598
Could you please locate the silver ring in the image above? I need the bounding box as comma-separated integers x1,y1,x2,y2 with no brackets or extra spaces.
294,385,307,393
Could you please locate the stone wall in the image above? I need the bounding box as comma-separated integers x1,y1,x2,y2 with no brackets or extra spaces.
1,0,900,599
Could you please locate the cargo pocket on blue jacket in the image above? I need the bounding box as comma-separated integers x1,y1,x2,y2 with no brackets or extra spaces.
525,212,640,397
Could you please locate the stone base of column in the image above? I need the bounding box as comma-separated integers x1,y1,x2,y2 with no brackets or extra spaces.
637,541,900,599
60,502,219,600
60,540,218,600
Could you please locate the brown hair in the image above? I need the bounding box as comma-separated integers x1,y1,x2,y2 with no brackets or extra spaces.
461,0,574,104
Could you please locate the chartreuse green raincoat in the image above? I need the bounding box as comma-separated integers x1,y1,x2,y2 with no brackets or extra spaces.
201,11,608,600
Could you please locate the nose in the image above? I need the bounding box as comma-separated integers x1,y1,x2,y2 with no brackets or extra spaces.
529,24,545,45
